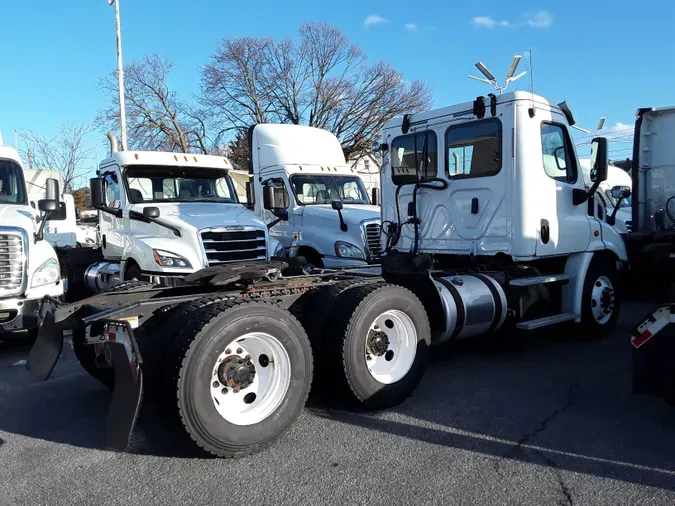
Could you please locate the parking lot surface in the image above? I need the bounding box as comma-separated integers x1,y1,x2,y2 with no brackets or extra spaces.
1,300,674,506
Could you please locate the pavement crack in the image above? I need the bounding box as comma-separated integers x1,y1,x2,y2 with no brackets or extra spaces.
493,379,580,504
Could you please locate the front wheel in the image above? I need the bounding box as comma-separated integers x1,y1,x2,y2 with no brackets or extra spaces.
579,255,620,339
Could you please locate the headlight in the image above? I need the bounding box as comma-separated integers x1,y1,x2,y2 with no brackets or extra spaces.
273,242,286,258
31,258,61,288
153,249,192,268
334,241,364,259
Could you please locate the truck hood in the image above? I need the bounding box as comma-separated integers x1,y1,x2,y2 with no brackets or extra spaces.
141,202,268,231
302,204,380,226
0,205,37,235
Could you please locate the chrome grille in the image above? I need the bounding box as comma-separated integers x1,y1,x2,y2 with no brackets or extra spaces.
201,229,267,266
625,220,632,233
0,232,26,296
364,222,382,262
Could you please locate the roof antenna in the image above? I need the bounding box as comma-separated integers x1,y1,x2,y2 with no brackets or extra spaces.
468,56,526,95
528,49,536,118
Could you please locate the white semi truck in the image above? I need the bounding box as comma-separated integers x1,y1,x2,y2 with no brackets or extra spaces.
30,91,670,459
237,124,381,268
0,147,64,338
79,135,285,292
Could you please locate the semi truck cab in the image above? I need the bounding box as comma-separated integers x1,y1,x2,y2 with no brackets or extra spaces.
0,147,64,336
248,124,381,268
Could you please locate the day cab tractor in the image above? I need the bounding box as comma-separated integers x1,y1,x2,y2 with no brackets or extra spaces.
27,92,631,458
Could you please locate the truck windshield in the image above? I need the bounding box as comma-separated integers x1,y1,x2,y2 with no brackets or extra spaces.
125,166,238,204
290,175,369,205
0,160,27,205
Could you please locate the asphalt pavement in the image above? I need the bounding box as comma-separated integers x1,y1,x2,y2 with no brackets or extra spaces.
1,300,674,506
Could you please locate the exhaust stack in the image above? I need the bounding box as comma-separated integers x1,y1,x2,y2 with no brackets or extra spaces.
107,132,119,154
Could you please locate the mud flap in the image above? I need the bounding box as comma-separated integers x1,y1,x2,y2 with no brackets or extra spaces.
27,311,63,381
631,304,675,402
105,341,144,451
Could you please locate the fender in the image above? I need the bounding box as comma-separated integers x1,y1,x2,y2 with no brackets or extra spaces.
562,252,595,320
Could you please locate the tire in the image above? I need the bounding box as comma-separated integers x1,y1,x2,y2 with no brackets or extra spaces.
579,255,620,339
72,280,153,389
125,262,143,282
169,300,313,458
299,248,323,269
324,283,430,409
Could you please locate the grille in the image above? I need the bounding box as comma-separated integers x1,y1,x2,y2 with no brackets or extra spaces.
625,220,632,233
0,233,25,295
364,222,382,262
201,229,267,266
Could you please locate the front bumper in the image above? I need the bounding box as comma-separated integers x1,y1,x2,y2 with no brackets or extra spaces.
0,297,41,332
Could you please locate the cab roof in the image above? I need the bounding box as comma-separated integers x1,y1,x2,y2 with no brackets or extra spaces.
0,146,23,166
99,150,234,171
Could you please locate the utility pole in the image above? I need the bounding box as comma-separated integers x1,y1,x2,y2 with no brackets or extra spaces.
109,0,127,151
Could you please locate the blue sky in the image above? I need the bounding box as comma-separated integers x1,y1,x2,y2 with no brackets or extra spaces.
1,0,674,184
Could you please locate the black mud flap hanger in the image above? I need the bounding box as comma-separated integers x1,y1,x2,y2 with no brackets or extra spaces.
631,304,675,402
27,301,144,451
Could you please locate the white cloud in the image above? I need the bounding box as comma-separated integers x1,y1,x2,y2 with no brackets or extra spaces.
525,10,553,28
611,121,633,133
473,16,510,29
364,15,389,27
405,23,418,31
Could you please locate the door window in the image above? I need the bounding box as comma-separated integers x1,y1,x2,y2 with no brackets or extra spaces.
103,173,121,208
541,123,578,183
263,178,290,208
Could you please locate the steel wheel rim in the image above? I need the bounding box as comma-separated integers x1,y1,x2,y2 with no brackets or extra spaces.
591,275,615,324
365,309,417,384
210,332,291,426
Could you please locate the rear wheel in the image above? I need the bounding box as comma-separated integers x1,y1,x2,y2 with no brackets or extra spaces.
325,283,430,409
72,280,153,389
170,300,313,457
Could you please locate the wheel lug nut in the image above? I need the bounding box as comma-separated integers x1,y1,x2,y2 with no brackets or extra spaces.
366,355,372,361
225,349,231,354
221,388,228,395
213,381,220,388
237,348,243,354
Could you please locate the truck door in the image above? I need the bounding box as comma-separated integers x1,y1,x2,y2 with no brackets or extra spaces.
261,177,294,251
99,171,125,260
535,122,591,256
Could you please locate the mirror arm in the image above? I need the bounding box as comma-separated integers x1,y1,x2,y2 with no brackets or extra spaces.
608,197,624,226
336,209,348,232
267,217,283,229
35,210,53,242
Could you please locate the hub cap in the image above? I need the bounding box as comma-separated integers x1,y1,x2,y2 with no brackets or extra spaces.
365,310,417,384
210,332,291,426
591,276,615,325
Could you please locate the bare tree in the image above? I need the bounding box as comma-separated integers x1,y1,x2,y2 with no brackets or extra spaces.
226,132,250,172
18,124,94,192
97,54,211,154
201,22,432,159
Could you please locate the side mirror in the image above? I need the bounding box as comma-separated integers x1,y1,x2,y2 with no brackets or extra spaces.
371,187,380,206
611,185,631,200
331,200,344,211
38,199,58,213
263,185,276,210
143,206,160,219
246,181,256,207
90,178,106,209
590,137,608,184
45,178,60,204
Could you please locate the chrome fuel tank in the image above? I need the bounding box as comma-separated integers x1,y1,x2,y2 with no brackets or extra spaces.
433,273,507,344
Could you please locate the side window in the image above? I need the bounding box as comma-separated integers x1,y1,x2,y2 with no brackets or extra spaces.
541,123,578,183
263,178,290,208
391,131,438,184
445,119,502,178
127,176,153,201
104,173,121,208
